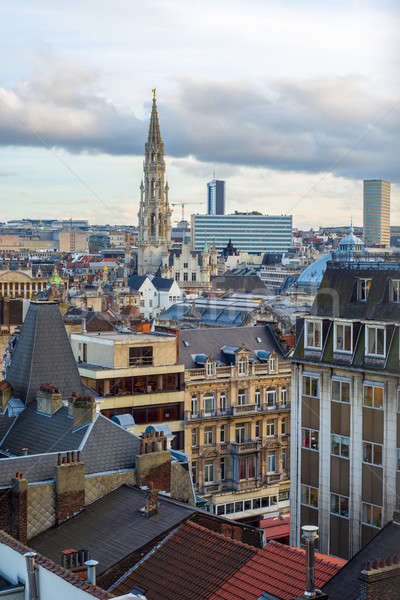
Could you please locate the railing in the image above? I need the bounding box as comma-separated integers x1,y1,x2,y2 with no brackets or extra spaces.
229,441,261,453
185,402,290,422
232,403,257,415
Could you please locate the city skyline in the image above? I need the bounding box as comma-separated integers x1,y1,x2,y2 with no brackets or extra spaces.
0,0,398,227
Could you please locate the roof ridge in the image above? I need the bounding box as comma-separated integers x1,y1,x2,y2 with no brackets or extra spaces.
0,529,112,599
266,540,346,567
185,520,258,552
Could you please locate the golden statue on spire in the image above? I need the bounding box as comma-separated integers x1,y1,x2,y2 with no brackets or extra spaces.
152,88,156,100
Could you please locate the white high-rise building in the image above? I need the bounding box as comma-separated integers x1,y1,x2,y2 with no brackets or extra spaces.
363,180,390,247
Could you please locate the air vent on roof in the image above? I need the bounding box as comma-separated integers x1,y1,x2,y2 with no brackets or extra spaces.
256,337,262,343
183,340,189,347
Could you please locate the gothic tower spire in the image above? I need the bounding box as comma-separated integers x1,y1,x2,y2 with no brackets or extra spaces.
137,90,172,275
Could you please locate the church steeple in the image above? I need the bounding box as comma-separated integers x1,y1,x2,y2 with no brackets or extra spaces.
137,91,172,273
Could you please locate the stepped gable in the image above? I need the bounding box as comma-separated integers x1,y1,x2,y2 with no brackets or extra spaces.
6,301,84,404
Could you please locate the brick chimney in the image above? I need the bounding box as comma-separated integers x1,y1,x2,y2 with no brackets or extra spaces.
37,384,63,415
69,393,96,428
144,483,159,518
11,473,28,544
359,555,400,599
136,431,171,492
56,451,85,524
0,381,13,412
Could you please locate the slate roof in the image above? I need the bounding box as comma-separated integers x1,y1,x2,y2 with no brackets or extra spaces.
322,520,400,600
158,303,255,327
152,276,174,291
127,275,147,292
30,485,196,576
0,401,88,456
6,301,84,404
0,413,141,485
179,325,285,369
111,522,343,600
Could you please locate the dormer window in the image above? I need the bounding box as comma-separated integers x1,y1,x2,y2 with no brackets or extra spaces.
305,319,322,350
358,278,371,301
269,356,276,372
334,322,352,353
391,279,400,303
365,325,385,358
206,360,215,376
238,357,247,375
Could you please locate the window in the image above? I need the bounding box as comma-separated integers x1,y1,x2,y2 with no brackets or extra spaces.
282,447,287,470
302,427,319,451
191,460,197,483
397,449,400,471
255,420,261,438
391,279,400,302
358,278,371,301
362,502,382,528
220,457,225,480
235,423,246,443
303,375,319,398
204,460,214,483
220,425,226,443
331,434,350,458
301,484,318,508
220,392,227,413
266,419,276,436
204,427,214,445
269,357,276,371
266,389,277,408
331,493,349,518
363,384,383,409
129,346,153,366
183,272,188,281
175,273,180,281
191,272,196,281
191,428,198,447
279,489,289,502
305,320,322,349
183,262,188,269
206,361,215,376
238,357,247,375
203,393,215,415
281,388,288,407
267,450,276,473
332,379,350,403
334,322,352,353
239,455,256,479
238,389,247,405
281,418,287,435
363,441,382,466
255,389,262,407
191,395,199,416
365,326,385,357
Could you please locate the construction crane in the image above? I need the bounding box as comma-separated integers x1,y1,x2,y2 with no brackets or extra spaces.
171,201,198,221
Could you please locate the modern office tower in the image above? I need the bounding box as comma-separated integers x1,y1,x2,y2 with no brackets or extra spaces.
363,180,391,247
290,257,400,559
192,213,292,254
207,179,225,215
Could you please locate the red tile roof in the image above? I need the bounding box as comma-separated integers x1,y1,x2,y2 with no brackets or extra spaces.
111,521,345,600
260,515,290,541
211,541,346,600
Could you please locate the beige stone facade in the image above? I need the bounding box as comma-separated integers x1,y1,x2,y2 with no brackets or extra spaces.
0,269,48,299
184,350,291,521
58,228,88,252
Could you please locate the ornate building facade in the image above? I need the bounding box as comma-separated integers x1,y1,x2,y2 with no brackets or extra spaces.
137,92,218,290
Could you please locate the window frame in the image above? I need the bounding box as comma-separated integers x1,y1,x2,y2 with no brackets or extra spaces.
303,374,319,398
301,484,319,508
301,427,319,451
238,356,247,375
358,278,371,301
331,434,350,459
237,389,247,405
304,319,323,350
266,388,277,408
331,378,350,403
391,279,400,303
267,450,276,473
266,419,276,437
363,383,384,410
362,502,382,528
330,493,349,519
204,460,214,483
191,428,198,447
362,440,383,466
203,393,215,416
204,426,214,445
365,325,386,358
334,321,353,354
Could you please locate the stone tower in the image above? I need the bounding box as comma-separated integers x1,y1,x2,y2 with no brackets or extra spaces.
137,90,172,275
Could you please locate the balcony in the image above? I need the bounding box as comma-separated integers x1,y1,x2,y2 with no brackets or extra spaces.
229,441,261,453
232,403,258,415
185,402,290,422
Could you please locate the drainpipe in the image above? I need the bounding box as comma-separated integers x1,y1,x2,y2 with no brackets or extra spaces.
85,559,99,585
24,552,39,600
302,525,319,598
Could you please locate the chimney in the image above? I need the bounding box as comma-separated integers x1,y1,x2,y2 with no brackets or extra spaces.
143,484,159,518
81,317,87,333
56,451,85,524
24,552,39,600
136,431,171,492
37,384,62,416
359,555,400,600
69,393,96,428
85,559,99,585
302,525,319,599
11,474,28,543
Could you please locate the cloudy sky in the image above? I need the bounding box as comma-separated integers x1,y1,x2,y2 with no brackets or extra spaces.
0,0,399,228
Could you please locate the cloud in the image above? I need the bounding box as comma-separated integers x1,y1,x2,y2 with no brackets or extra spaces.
0,63,399,182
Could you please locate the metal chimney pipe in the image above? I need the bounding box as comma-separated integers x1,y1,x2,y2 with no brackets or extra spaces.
24,552,39,600
302,525,319,598
85,559,99,585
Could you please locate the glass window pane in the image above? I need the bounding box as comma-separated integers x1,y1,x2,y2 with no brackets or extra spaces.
310,430,319,450
342,382,350,403
340,496,349,517
331,435,340,456
376,329,384,355
374,387,383,409
364,386,373,407
363,443,372,463
341,437,350,458
330,494,339,514
301,485,308,505
332,380,340,401
310,488,318,507
374,444,382,466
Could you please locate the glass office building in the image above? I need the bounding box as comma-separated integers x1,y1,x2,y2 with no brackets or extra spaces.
207,180,225,215
191,213,292,254
363,179,390,247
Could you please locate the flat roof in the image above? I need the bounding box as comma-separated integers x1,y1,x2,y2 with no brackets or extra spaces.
71,331,175,344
